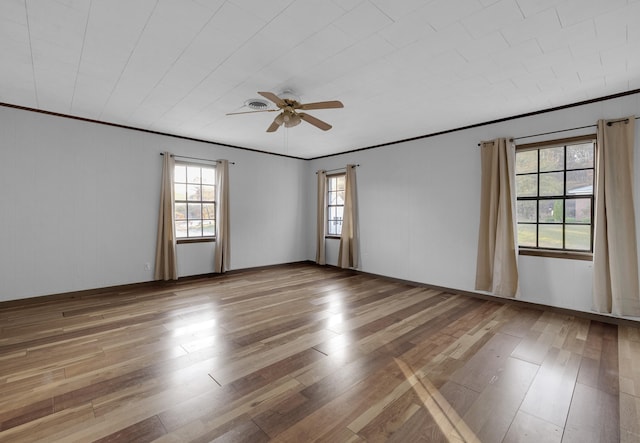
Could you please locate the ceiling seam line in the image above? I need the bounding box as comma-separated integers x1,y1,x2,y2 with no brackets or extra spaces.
157,1,298,126
24,0,39,108
70,0,92,113
132,0,229,124
98,0,160,120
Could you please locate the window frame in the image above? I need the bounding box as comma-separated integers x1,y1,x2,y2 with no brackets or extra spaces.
515,134,596,261
326,172,345,239
173,161,216,244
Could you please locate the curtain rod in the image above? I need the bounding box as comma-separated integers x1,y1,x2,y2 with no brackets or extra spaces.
606,117,633,126
477,116,640,146
316,164,360,174
160,153,235,164
477,138,514,147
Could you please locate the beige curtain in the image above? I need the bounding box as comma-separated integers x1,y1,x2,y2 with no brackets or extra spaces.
316,170,327,265
338,165,359,268
593,117,640,316
154,152,178,280
214,160,230,273
475,138,518,297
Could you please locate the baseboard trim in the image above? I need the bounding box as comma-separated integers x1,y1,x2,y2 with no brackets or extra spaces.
333,265,639,327
0,261,315,309
0,280,164,310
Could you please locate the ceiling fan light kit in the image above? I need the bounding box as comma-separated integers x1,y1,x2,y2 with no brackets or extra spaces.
227,90,343,132
276,110,302,128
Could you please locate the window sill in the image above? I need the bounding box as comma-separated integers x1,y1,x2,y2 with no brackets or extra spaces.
177,237,215,244
518,248,592,261
325,235,341,240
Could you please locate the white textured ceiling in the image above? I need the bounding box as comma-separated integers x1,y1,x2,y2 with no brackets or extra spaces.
1,0,639,159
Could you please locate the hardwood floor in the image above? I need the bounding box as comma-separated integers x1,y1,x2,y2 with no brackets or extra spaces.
1,263,639,442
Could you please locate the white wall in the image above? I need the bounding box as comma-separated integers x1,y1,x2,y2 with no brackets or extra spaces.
310,92,640,318
0,106,310,301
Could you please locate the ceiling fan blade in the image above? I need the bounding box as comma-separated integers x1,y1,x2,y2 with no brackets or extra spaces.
258,91,285,107
226,109,276,116
266,115,283,132
299,113,332,131
299,100,344,110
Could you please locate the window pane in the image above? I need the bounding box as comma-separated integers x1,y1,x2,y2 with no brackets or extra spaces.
187,184,201,201
203,220,215,236
539,172,563,196
516,175,537,197
517,224,537,247
187,166,201,184
201,168,215,185
566,143,594,169
174,163,217,239
174,165,187,183
175,203,187,220
516,150,537,174
327,190,345,205
202,185,215,201
328,177,339,192
327,174,345,236
540,147,564,172
539,200,563,223
514,140,595,253
329,206,344,221
187,203,202,219
566,170,593,195
202,203,215,219
566,225,591,250
539,224,563,248
566,198,591,223
188,221,202,237
517,201,536,223
328,220,342,236
176,221,188,238
175,183,187,201
328,205,343,236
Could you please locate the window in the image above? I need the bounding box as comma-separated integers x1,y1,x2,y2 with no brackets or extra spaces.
174,163,215,241
327,174,345,236
515,135,595,256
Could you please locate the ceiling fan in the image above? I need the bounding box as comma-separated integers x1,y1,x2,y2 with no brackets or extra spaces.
227,91,343,132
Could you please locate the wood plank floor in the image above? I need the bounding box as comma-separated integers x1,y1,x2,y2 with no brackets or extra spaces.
1,263,639,442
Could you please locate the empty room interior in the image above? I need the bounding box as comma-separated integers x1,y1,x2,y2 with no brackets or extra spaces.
2,0,640,442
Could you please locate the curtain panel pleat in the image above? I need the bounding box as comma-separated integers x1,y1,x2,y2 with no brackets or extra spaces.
214,159,230,273
475,138,518,297
154,152,178,280
316,170,327,265
593,117,640,316
338,165,359,269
